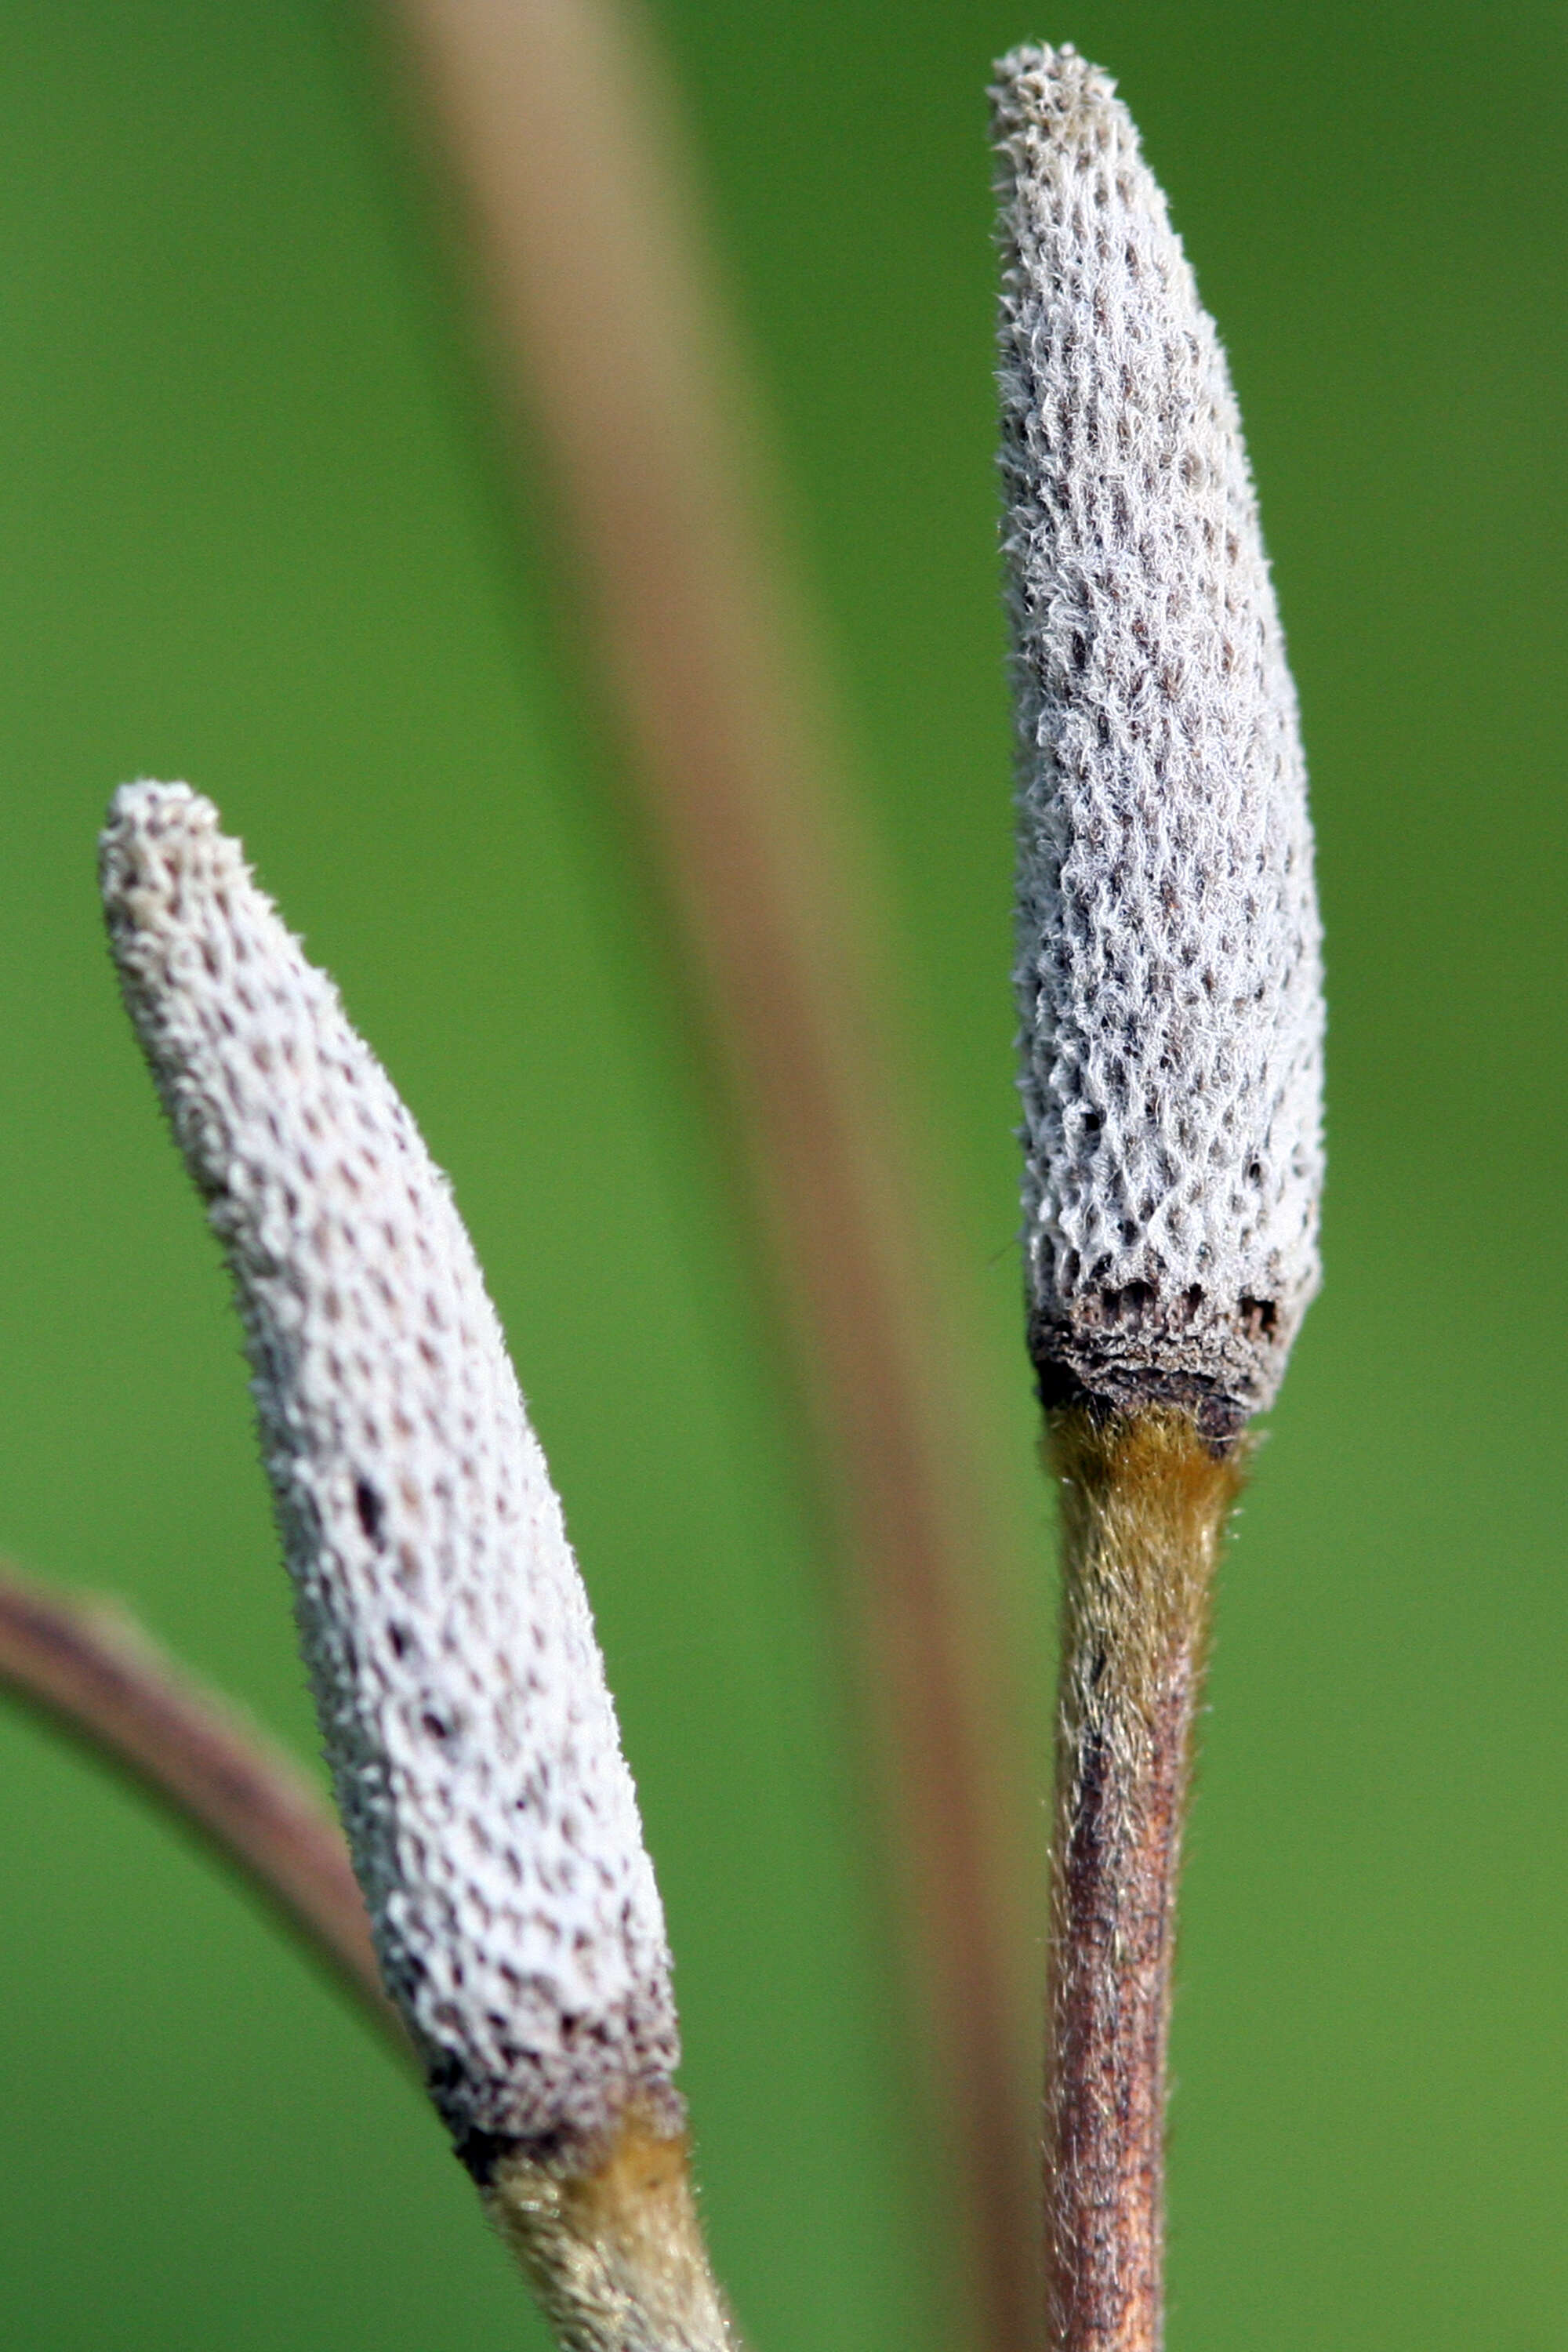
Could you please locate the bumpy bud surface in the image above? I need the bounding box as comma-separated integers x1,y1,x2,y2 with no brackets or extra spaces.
101,784,681,2161
993,45,1323,1432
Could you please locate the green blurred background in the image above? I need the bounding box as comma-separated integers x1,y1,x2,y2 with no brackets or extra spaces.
0,2,1563,2346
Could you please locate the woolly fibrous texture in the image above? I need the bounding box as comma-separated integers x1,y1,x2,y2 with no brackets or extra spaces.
993,46,1323,1431
100,783,681,2160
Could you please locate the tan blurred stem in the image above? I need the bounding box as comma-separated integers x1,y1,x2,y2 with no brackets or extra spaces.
0,1566,407,2057
1041,1413,1245,2352
371,2,1040,2346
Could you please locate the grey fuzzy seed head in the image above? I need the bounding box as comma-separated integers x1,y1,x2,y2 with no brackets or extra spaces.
100,783,681,2156
993,45,1324,1430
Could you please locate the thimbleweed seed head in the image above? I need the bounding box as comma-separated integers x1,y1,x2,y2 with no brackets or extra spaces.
993,45,1324,1435
100,783,681,2167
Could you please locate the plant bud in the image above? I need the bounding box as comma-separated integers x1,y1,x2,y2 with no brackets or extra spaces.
993,45,1324,1433
102,782,681,2169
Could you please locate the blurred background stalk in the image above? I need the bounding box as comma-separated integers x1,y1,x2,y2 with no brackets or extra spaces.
370,4,1041,2343
0,1570,408,2053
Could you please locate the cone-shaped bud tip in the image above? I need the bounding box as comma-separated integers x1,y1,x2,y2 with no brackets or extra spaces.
993,46,1324,1434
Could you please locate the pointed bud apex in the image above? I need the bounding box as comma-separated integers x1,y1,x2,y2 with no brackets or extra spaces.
100,783,681,2165
993,45,1324,1435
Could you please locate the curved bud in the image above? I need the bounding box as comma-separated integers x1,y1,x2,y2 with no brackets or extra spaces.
993,45,1324,1434
100,783,681,2167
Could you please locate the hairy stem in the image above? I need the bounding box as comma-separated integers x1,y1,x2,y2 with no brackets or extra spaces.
1043,1411,1245,2352
0,1566,407,2055
485,2105,738,2352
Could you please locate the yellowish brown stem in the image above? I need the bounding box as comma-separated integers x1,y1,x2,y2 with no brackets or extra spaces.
487,2106,739,2352
1043,1410,1246,2352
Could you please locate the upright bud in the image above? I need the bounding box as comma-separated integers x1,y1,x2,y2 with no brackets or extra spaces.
993,45,1323,1436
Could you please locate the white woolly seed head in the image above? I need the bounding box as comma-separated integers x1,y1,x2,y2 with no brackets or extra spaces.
100,782,680,2159
993,46,1324,1432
